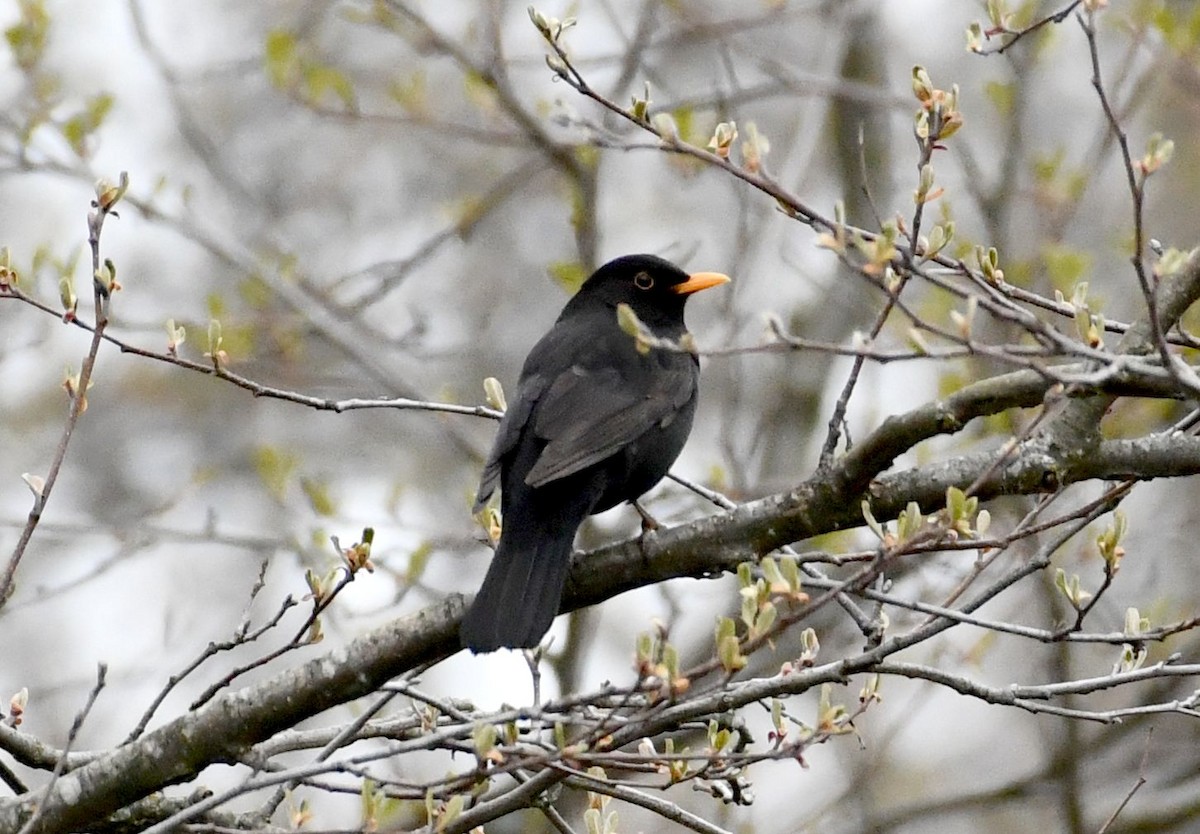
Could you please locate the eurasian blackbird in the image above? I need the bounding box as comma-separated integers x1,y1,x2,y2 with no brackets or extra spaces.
460,254,729,652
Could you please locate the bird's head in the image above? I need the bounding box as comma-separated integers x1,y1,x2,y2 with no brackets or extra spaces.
564,253,730,331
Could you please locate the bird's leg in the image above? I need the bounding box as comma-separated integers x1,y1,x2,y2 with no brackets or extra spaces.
632,499,661,533
632,500,662,567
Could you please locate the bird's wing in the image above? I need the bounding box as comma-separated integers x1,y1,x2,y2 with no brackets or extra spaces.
523,356,696,488
474,389,538,511
473,319,583,509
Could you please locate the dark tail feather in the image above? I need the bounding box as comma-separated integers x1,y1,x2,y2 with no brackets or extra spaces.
460,522,576,652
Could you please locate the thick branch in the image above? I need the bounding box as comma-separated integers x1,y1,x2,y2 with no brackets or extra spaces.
0,601,458,833
838,245,1200,496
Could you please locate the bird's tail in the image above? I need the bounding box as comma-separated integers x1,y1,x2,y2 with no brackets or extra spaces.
459,518,576,652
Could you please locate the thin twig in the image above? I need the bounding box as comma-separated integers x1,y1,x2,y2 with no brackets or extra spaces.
16,664,106,834
0,184,122,607
1096,727,1153,833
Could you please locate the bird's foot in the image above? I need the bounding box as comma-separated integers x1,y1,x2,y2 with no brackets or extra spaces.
633,501,661,566
633,499,661,533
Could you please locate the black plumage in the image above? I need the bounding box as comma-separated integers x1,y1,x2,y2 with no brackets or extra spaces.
460,254,729,652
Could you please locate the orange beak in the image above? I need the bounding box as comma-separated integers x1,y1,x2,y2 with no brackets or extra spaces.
672,271,731,295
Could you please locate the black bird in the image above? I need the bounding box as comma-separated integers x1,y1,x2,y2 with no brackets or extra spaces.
461,254,729,652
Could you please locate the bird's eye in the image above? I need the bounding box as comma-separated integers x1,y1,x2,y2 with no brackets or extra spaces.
634,272,654,290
